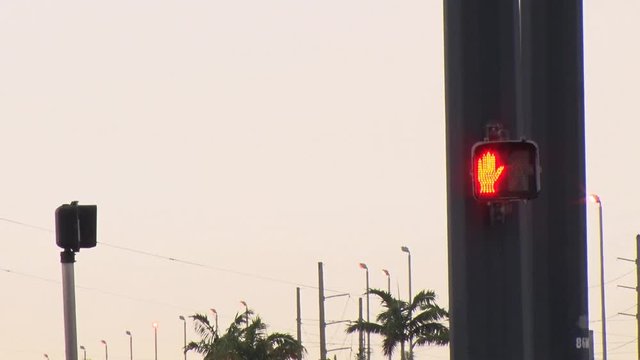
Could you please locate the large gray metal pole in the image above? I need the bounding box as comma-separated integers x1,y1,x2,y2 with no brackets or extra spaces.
520,0,590,358
444,0,589,359
318,262,327,360
444,1,523,358
296,287,302,360
61,250,78,360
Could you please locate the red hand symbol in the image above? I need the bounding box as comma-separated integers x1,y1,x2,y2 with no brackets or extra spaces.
477,152,505,194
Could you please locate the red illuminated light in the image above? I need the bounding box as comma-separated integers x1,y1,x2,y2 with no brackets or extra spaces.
476,151,505,195
471,140,540,201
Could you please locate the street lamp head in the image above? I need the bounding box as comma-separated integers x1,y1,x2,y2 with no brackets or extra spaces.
80,346,86,350
44,354,49,359
359,263,368,270
179,315,185,321
401,246,410,254
240,300,247,307
101,339,107,345
125,330,131,336
152,322,158,328
382,269,389,276
210,308,217,314
589,194,601,204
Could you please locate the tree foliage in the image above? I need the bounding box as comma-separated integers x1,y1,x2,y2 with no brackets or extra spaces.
346,289,449,359
186,309,305,360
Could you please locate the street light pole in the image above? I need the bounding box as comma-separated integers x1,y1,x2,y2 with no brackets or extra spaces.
401,246,412,301
240,301,249,327
125,330,132,360
210,308,219,337
382,269,391,294
590,194,607,360
401,246,412,359
100,339,108,360
318,262,327,360
179,316,187,360
79,345,86,360
153,322,158,360
359,263,370,360
381,270,391,360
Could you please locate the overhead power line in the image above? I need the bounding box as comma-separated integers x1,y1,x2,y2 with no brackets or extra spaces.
1,265,193,311
589,268,636,289
0,217,53,233
0,216,349,294
608,338,637,352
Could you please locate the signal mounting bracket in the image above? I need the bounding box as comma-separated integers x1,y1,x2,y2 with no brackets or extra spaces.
484,123,509,141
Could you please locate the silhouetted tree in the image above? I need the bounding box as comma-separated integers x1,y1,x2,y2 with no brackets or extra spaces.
186,308,305,360
346,289,448,360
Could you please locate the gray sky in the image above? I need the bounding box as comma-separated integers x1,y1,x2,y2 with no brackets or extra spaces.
0,1,638,360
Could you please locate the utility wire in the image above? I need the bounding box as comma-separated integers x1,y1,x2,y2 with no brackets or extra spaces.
0,217,53,233
327,294,352,347
0,217,349,294
608,337,637,352
589,268,636,289
618,303,638,314
1,265,194,311
590,303,638,323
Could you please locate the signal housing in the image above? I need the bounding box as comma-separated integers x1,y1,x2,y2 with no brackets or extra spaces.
471,140,540,201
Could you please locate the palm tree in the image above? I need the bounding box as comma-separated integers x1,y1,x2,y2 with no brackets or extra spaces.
346,289,448,360
185,313,219,358
186,309,305,360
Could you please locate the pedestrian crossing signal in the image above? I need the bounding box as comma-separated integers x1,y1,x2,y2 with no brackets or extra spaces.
55,202,97,251
471,140,540,201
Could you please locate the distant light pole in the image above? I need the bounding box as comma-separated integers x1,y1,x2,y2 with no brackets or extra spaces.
382,269,391,360
79,345,86,360
100,339,108,360
179,316,187,360
125,330,133,360
590,194,608,360
401,245,413,359
209,308,219,336
382,269,391,294
359,263,370,360
240,301,249,327
43,354,49,360
153,322,158,360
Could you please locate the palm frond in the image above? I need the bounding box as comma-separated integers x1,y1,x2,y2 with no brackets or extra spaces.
345,287,450,356
367,288,397,307
190,313,217,344
187,308,303,360
345,319,386,335
408,290,437,311
413,322,450,346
